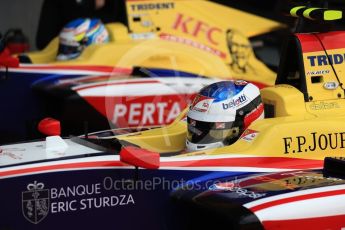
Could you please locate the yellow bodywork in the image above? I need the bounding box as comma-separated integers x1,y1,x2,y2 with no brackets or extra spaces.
24,0,284,85
116,83,345,160
302,48,345,101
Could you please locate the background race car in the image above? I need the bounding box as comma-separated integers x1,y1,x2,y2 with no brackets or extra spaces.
0,0,284,144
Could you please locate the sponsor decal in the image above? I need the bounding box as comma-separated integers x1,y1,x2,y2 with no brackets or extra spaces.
307,54,345,66
172,13,222,45
188,125,202,136
254,173,343,191
209,179,266,199
190,119,196,126
234,80,248,86
130,2,175,11
284,174,343,187
222,94,247,110
22,181,49,224
191,94,214,113
130,32,155,40
215,122,225,129
81,94,191,128
159,33,226,58
282,172,343,183
22,179,135,224
309,102,340,110
226,30,253,73
184,151,206,156
112,101,182,126
240,129,259,142
283,132,345,154
0,148,23,160
253,175,298,190
306,70,330,75
324,81,339,90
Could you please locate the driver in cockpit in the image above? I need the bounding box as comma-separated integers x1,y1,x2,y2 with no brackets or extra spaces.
185,80,264,151
56,18,109,60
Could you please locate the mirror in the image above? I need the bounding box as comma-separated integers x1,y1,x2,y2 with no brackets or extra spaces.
38,117,61,136
120,146,160,169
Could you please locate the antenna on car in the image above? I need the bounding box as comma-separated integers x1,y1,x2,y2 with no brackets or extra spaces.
84,120,89,139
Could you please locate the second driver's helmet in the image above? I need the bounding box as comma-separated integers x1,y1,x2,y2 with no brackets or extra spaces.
186,80,264,151
57,18,109,60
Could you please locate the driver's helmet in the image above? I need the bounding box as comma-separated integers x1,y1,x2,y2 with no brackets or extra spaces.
57,18,109,60
186,80,264,151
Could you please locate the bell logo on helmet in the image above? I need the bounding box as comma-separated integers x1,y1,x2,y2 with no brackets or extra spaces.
202,102,209,107
191,95,214,113
234,80,248,86
222,94,247,110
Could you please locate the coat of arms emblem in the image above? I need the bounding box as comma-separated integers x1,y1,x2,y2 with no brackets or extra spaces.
22,181,49,224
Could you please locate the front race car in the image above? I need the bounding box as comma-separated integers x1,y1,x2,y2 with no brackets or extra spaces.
171,158,345,230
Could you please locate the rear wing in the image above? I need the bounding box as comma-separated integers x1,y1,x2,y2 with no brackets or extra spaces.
277,5,345,102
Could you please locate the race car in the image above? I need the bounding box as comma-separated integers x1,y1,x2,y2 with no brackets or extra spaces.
171,157,345,230
0,0,284,144
1,11,345,228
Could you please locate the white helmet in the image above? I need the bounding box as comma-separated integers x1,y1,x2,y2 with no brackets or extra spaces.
186,80,264,151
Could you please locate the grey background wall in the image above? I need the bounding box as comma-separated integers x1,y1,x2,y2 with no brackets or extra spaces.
0,0,43,50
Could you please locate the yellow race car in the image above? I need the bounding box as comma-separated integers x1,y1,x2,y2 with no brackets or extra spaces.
1,6,345,229
24,0,282,85
0,0,284,143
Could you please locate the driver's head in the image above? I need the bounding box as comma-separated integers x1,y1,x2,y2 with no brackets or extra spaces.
57,18,109,60
186,80,264,151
